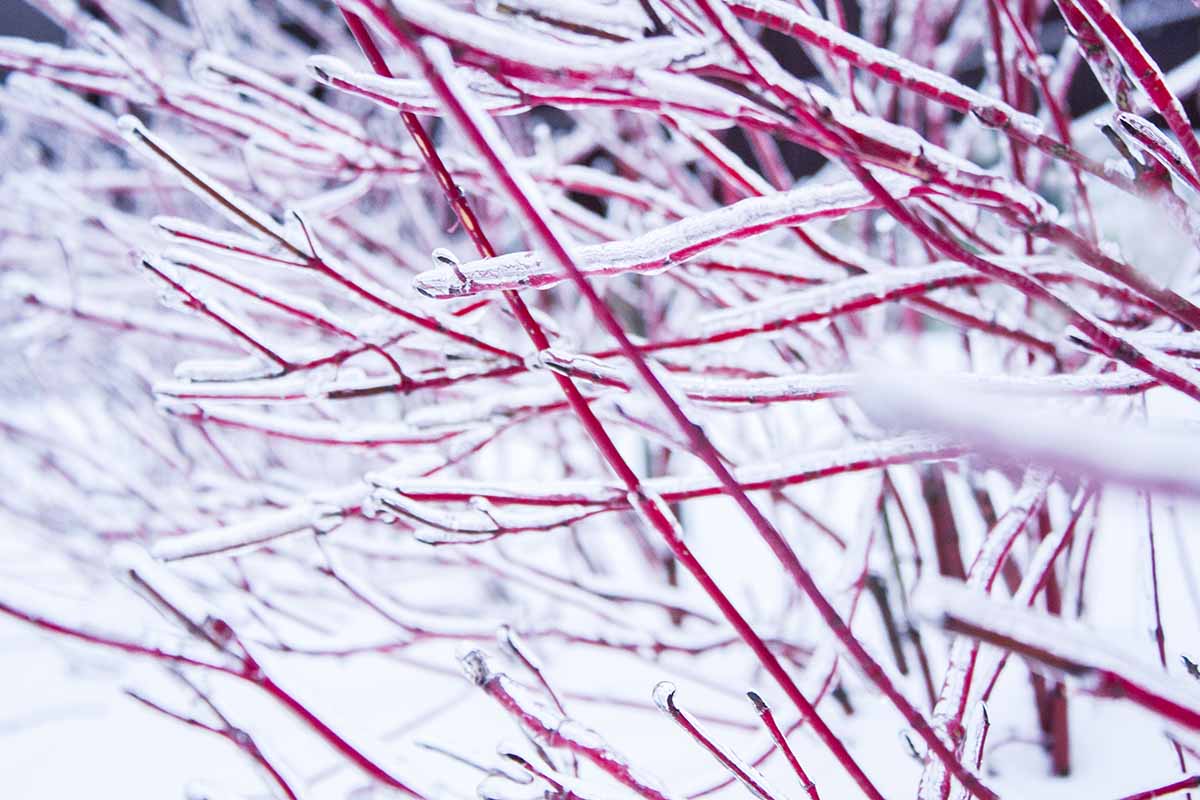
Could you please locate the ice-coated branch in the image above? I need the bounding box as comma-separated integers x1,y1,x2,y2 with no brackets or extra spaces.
1066,0,1200,182
654,682,788,800
1114,775,1200,800
919,580,1200,734
747,691,820,800
411,175,924,297
462,649,679,800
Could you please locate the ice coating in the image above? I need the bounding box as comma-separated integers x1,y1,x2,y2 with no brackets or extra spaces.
152,486,363,560
111,542,217,630
118,115,311,256
657,683,782,800
348,0,708,79
487,0,651,35
919,470,1051,798
375,488,601,540
413,174,922,297
160,403,455,447
192,50,367,140
729,0,1046,138
462,649,680,800
375,434,958,514
918,578,1200,733
153,216,300,264
700,262,978,338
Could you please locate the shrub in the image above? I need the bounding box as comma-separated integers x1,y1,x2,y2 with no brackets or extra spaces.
3,1,1200,799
